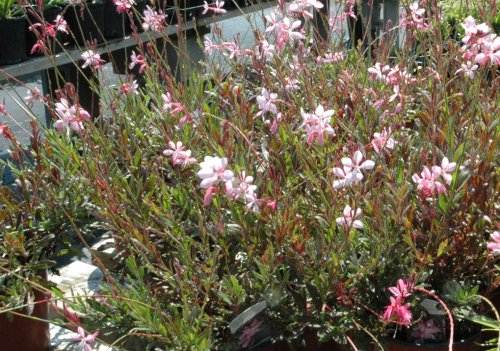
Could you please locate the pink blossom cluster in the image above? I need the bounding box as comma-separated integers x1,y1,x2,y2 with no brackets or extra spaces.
163,141,197,168
265,12,305,51
120,81,139,96
81,50,105,71
370,127,395,154
316,51,345,64
113,0,135,14
400,1,430,31
300,104,335,145
383,279,413,326
142,6,166,32
203,38,253,59
71,326,98,351
288,0,324,19
461,16,500,67
333,150,375,189
162,92,192,126
54,98,92,134
29,15,68,54
412,157,456,199
197,156,259,211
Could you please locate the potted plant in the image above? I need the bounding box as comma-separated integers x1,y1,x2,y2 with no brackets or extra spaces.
0,0,27,65
4,0,499,350
66,0,105,45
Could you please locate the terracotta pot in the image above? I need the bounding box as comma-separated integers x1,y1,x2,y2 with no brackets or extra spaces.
382,335,481,351
0,279,50,351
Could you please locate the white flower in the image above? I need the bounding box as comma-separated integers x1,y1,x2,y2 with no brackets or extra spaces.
256,88,278,116
197,156,234,189
163,141,196,167
336,205,363,230
81,50,104,70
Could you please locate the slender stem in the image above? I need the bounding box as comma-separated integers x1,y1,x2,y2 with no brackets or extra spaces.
415,287,454,351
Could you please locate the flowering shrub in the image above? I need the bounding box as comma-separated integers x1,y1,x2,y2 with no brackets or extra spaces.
1,0,499,349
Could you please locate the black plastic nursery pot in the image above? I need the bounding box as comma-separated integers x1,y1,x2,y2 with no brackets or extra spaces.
26,6,67,56
103,0,132,39
66,1,105,45
0,16,27,66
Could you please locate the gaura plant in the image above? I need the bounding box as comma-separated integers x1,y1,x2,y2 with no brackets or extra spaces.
1,0,499,349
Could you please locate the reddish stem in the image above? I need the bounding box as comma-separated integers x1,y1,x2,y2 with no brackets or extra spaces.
414,287,454,351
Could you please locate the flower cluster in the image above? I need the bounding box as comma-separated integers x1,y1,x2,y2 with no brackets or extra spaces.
113,0,135,14
401,1,429,31
288,0,324,19
54,98,92,133
265,13,304,51
197,156,258,211
28,15,68,54
81,50,105,70
333,150,375,189
142,6,166,32
383,279,413,326
163,141,197,168
412,157,456,199
300,104,335,145
461,16,500,67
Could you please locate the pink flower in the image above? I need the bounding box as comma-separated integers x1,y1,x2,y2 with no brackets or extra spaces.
455,61,478,79
487,231,500,255
300,104,335,145
265,14,304,51
333,151,375,189
289,0,324,19
461,16,491,45
113,0,135,13
163,141,197,167
54,98,92,133
71,326,98,351
371,128,395,154
239,319,263,348
0,124,14,140
203,186,218,206
197,156,234,189
401,1,429,31
412,166,447,199
129,51,147,74
24,87,43,108
142,6,166,32
81,50,104,70
368,62,390,81
256,88,278,116
225,171,259,212
119,81,139,95
202,0,227,15
0,103,7,115
316,51,345,64
53,15,69,34
411,319,442,341
336,205,363,230
388,279,413,299
431,157,456,185
383,296,413,326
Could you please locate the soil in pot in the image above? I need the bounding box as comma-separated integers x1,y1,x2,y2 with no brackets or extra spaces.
26,6,67,56
66,1,105,46
103,0,132,39
0,16,27,66
0,280,50,351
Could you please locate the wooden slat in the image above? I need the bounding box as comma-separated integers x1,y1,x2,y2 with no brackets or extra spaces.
0,1,276,82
